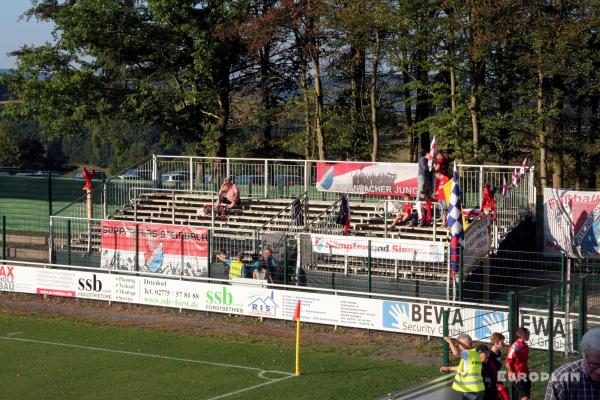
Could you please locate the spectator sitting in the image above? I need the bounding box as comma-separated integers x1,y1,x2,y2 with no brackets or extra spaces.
217,176,240,209
390,194,414,228
216,250,245,279
252,259,272,282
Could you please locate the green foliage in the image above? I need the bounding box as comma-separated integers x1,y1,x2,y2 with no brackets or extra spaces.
1,0,599,187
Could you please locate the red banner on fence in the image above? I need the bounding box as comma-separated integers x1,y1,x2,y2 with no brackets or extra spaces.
100,220,209,276
315,161,418,197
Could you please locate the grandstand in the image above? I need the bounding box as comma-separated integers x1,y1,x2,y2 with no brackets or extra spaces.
40,155,536,301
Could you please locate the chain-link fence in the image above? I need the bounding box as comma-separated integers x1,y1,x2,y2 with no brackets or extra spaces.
0,173,104,262
442,275,600,400
296,232,450,298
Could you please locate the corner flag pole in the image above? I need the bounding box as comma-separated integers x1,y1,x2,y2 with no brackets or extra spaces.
293,300,301,376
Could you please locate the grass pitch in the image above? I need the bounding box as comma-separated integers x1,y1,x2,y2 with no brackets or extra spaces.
0,314,438,400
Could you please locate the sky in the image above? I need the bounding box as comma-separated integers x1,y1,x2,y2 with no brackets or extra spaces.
0,1,55,69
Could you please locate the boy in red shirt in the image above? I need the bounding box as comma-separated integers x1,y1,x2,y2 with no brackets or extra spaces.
506,327,530,400
434,170,449,226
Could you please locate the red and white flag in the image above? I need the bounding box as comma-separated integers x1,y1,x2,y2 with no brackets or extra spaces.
428,136,436,171
511,158,528,187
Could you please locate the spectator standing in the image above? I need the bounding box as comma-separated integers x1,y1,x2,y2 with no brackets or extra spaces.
544,328,600,400
253,259,272,283
489,332,509,400
506,327,531,400
216,251,245,280
416,151,433,224
476,345,497,400
439,334,486,399
252,247,280,282
480,183,497,221
217,176,240,209
434,170,450,226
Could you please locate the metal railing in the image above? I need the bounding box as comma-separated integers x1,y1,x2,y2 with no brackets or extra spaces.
259,192,309,233
128,187,218,227
306,196,344,235
296,232,451,299
458,164,535,241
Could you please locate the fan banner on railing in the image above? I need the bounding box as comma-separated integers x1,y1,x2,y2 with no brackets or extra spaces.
463,216,491,270
100,220,209,275
310,234,445,262
544,188,600,258
316,162,418,196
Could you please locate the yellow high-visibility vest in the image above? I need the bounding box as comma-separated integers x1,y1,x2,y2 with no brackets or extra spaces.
228,259,244,279
452,348,485,393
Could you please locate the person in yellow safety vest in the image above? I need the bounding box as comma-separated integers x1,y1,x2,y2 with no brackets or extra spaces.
216,251,247,280
439,334,486,400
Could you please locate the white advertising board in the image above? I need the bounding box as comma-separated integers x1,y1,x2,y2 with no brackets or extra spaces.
310,234,446,263
0,264,571,351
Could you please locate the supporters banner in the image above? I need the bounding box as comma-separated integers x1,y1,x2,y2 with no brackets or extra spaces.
543,188,600,258
315,161,418,196
463,216,491,269
100,220,209,276
1,264,577,351
310,234,446,263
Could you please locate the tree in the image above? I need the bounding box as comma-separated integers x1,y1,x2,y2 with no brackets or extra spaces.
3,0,248,157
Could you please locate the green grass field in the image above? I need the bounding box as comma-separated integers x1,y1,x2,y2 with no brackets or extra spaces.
0,314,438,400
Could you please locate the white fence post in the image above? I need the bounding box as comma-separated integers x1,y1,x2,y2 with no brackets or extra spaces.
189,156,193,192
479,165,484,209
264,159,269,198
152,154,157,181
304,160,309,193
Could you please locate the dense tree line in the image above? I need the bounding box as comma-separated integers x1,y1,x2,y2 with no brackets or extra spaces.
0,0,599,188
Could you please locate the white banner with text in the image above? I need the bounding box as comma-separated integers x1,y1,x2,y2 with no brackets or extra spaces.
0,264,572,351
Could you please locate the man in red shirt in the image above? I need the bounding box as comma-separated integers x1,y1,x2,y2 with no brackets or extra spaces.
506,327,530,400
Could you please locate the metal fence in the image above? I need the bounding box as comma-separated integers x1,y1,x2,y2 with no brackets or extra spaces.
296,232,451,299
442,275,600,400
0,174,104,263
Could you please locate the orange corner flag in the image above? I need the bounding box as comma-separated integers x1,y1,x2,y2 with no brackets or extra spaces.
293,300,301,321
294,300,302,376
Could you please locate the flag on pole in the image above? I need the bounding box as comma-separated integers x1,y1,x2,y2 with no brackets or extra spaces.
447,163,464,278
293,300,301,321
511,158,528,186
428,136,436,171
